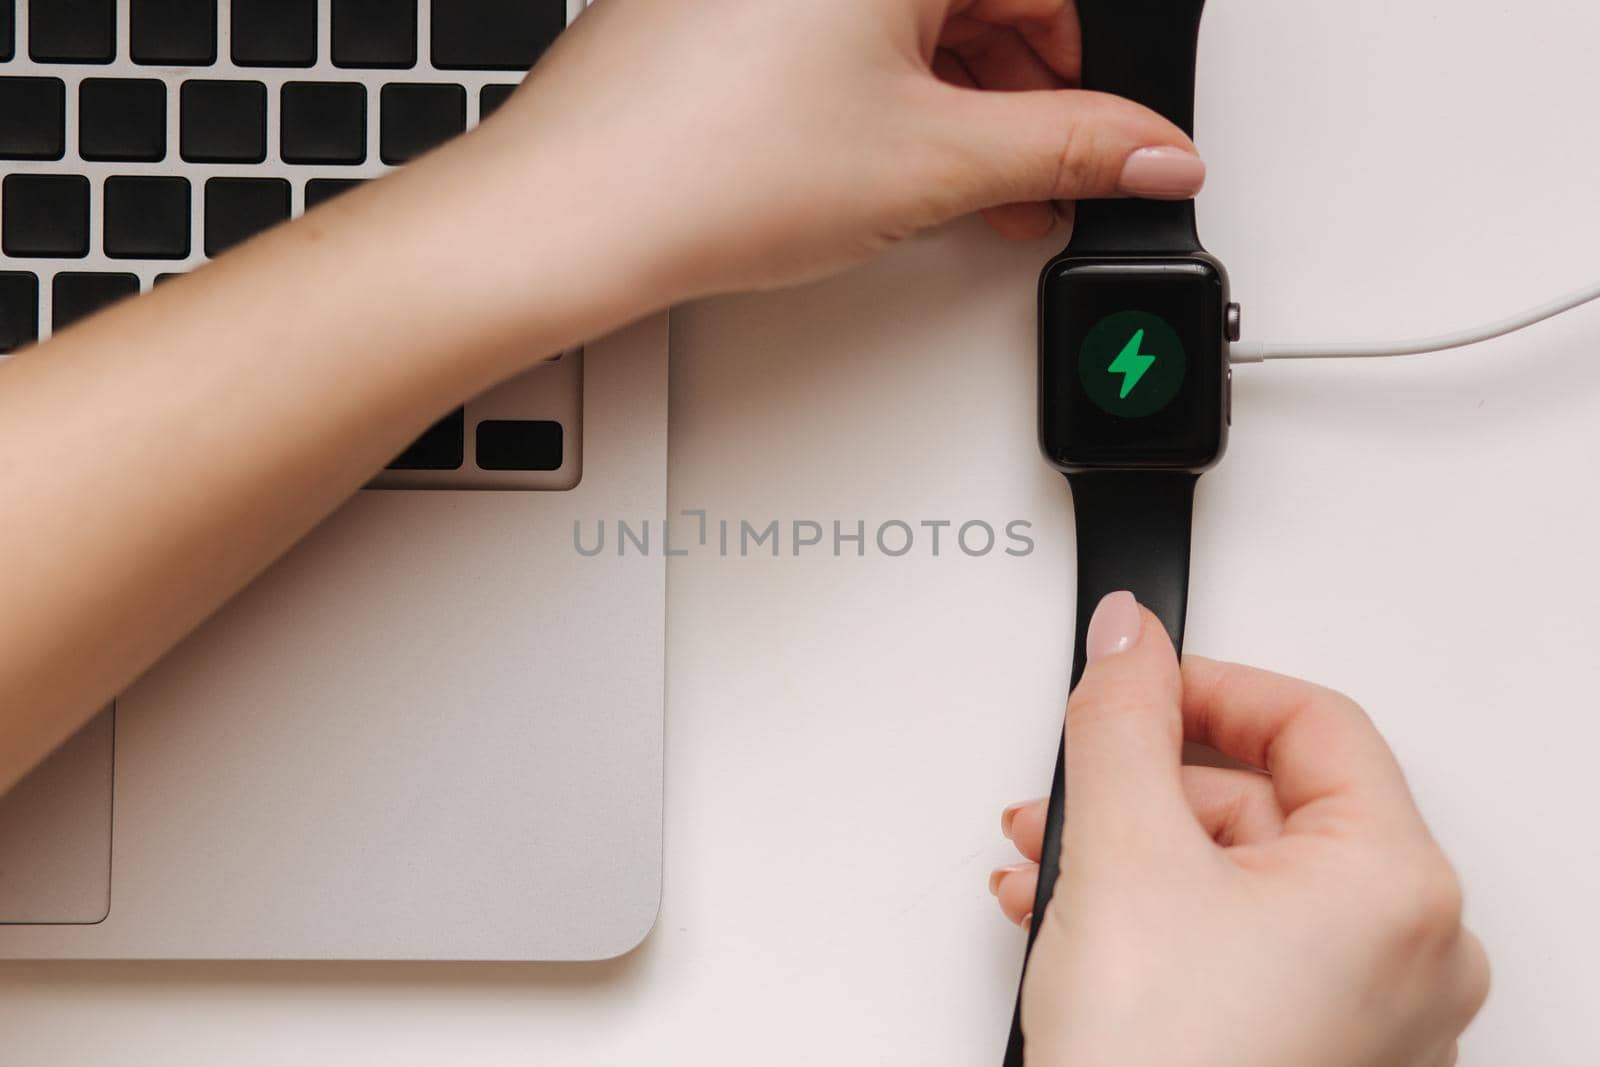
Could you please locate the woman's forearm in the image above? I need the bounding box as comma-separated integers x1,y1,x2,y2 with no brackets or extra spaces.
0,121,653,793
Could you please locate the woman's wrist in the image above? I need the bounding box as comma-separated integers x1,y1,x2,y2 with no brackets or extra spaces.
377,119,680,384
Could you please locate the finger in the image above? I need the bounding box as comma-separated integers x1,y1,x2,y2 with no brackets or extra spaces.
939,13,1000,51
931,47,975,89
1002,796,1046,860
919,0,1066,54
989,861,1038,926
1421,1044,1459,1067
929,84,1205,212
1061,593,1192,847
942,4,1081,84
933,49,1056,239
924,0,1078,76
950,0,1071,24
941,26,1066,240
1003,764,1281,862
1181,764,1284,846
1012,3,1081,85
982,201,1057,239
945,22,1064,93
934,46,1056,241
1179,657,1425,836
1445,926,1492,1030
1053,197,1076,235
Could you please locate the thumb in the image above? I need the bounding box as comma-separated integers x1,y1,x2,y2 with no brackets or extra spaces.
1062,592,1191,848
934,86,1206,211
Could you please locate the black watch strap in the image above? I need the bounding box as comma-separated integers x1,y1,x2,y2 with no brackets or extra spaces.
1066,0,1208,257
1062,472,1197,659
1002,471,1198,1066
1004,3,1211,1060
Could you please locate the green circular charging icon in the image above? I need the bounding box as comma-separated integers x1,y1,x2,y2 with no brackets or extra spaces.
1077,310,1187,418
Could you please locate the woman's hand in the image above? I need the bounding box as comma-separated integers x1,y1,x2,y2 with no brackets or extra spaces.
991,593,1490,1067
487,0,1205,301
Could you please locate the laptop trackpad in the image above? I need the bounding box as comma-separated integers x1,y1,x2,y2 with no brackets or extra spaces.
0,709,113,924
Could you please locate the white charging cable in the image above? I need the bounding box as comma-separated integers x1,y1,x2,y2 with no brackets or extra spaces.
1229,278,1600,364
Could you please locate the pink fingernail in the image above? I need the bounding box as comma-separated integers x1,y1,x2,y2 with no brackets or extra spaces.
989,864,1029,896
1118,146,1206,200
1018,912,1033,930
1085,591,1142,662
1000,802,1025,839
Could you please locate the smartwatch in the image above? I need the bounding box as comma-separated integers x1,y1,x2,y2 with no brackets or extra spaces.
1003,1,1236,1062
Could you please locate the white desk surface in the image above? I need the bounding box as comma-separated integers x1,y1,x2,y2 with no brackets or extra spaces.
4,1,1599,1063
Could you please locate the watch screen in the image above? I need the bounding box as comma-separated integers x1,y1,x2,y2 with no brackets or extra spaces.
1039,260,1226,470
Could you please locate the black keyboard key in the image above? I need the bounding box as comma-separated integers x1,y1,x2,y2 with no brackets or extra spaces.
180,80,267,163
0,77,65,160
2,174,89,257
281,82,366,165
232,0,315,67
379,83,464,165
53,272,139,332
479,83,516,120
30,0,116,62
131,0,217,65
204,177,288,257
1,2,12,62
104,176,190,259
389,408,464,471
80,78,166,162
432,0,563,71
476,420,563,471
332,0,415,69
154,272,183,285
0,272,39,352
305,178,366,209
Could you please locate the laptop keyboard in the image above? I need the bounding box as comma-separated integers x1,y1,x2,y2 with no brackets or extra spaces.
0,0,584,491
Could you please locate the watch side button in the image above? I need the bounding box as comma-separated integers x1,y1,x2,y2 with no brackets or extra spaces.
1226,367,1233,425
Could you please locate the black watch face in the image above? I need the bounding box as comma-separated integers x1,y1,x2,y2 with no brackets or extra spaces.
1039,259,1227,471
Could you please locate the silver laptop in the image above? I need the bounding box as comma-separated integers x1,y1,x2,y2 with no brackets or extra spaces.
0,0,666,960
